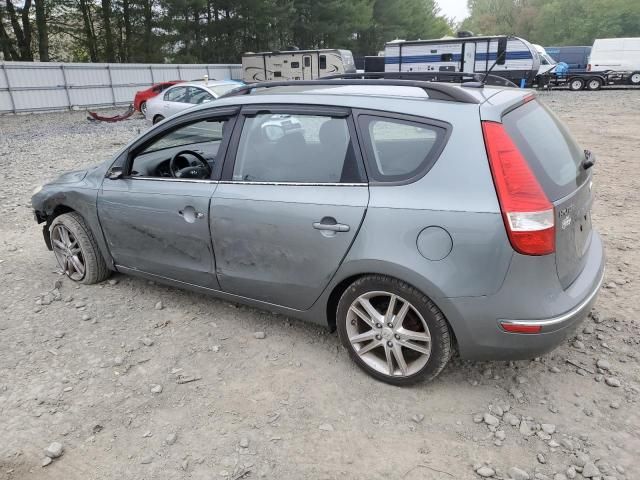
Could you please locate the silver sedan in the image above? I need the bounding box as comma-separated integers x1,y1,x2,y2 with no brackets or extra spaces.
144,79,243,124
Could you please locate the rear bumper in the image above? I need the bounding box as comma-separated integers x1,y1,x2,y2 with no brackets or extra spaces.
499,268,603,334
438,231,605,360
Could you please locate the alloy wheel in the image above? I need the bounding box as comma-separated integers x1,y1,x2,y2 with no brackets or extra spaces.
346,291,432,378
631,73,640,84
51,224,86,281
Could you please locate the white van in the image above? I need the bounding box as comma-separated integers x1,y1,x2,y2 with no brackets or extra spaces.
588,37,640,84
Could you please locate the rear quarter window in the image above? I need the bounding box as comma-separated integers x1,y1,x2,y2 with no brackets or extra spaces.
357,114,450,184
503,100,588,200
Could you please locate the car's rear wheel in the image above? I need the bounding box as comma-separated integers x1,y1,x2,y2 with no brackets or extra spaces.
153,114,165,125
569,78,585,91
50,212,110,284
337,275,452,386
140,101,147,115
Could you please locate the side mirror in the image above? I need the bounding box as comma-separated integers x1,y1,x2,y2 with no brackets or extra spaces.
497,38,507,65
107,166,124,180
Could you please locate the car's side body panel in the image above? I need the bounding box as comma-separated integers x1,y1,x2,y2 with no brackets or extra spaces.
211,183,368,309
98,178,220,289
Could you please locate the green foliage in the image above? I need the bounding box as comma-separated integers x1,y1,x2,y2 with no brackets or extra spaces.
1,0,451,62
463,0,640,46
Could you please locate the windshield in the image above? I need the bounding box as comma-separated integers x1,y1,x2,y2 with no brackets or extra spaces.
540,53,557,66
208,83,242,97
503,99,587,201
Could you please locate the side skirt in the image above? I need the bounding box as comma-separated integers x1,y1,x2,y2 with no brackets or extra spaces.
115,265,328,327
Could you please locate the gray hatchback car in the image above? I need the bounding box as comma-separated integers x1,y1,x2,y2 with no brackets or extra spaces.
32,76,605,385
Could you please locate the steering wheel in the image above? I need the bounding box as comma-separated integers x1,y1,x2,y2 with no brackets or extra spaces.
169,150,212,179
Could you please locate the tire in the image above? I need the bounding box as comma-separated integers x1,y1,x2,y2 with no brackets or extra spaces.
630,72,640,85
153,114,165,125
140,101,147,115
569,78,585,91
336,275,452,386
49,212,110,285
587,78,602,91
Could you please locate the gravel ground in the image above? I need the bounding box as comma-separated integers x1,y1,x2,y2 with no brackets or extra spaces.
0,90,639,480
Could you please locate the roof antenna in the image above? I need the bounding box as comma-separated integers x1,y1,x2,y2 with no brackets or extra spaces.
481,49,507,85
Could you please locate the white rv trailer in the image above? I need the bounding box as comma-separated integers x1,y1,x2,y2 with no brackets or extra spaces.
384,36,541,87
242,49,356,83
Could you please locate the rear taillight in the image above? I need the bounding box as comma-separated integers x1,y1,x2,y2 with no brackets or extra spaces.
482,121,555,256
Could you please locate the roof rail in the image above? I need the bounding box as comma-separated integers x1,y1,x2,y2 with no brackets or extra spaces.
220,79,481,104
326,71,518,88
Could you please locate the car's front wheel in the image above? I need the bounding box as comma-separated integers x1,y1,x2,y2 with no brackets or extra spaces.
153,114,165,125
337,275,452,386
50,212,110,284
140,101,147,115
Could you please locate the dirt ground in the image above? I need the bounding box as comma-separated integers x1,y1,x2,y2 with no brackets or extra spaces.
0,90,639,480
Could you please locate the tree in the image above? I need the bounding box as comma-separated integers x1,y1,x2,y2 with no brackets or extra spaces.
463,0,640,46
101,0,114,61
355,0,451,56
3,0,34,60
35,0,49,61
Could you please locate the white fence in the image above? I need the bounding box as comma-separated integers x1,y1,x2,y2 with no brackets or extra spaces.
0,61,243,113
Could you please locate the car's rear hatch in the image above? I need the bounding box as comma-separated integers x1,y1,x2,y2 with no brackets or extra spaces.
502,99,592,289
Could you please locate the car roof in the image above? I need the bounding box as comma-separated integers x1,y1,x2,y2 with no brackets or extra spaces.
167,80,532,124
177,79,243,88
225,82,531,106
247,83,504,102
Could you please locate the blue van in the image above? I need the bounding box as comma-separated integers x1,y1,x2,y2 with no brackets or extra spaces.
545,46,591,72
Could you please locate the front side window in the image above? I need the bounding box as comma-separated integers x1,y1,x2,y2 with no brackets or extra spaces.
130,117,230,179
164,86,188,102
359,115,448,183
232,113,361,183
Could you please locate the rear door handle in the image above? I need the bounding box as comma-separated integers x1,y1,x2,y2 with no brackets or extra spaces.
313,218,350,232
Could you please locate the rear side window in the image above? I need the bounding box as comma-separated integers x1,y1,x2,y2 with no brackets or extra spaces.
503,100,587,200
319,55,327,69
164,86,188,102
358,115,448,183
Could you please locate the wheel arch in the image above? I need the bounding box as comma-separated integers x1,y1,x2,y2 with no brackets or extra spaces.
323,264,458,349
36,194,115,270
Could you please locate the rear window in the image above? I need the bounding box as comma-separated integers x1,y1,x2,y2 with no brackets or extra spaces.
503,100,588,200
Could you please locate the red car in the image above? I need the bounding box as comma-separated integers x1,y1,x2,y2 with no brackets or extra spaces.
133,81,183,115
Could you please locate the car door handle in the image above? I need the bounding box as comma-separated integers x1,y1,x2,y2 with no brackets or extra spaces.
313,218,350,232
